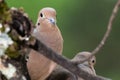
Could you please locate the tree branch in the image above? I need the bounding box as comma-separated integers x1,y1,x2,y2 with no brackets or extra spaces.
28,39,111,80
92,0,120,55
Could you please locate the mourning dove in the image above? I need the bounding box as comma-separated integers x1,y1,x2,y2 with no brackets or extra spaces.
46,52,96,80
27,7,63,80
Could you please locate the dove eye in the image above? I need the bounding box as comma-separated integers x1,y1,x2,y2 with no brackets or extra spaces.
38,23,40,26
91,58,96,65
40,13,43,17
92,60,95,63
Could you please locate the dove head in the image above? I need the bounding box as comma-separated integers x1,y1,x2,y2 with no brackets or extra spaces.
36,7,57,29
72,52,96,75
72,52,96,68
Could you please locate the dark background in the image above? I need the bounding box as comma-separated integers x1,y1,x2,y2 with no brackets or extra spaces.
6,0,120,79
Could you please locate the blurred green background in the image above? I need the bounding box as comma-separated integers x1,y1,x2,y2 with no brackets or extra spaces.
6,0,120,79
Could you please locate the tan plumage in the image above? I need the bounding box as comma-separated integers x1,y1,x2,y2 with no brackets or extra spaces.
27,7,63,80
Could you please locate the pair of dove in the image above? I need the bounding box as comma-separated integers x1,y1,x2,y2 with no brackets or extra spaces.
27,7,96,80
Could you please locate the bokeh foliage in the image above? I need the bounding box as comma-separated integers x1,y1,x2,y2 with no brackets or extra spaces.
6,0,120,79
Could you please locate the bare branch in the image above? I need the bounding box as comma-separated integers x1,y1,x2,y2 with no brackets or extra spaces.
73,0,120,64
28,39,111,80
92,0,120,55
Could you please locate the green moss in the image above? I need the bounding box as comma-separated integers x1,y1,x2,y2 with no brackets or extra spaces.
0,25,5,32
5,42,20,58
0,1,11,23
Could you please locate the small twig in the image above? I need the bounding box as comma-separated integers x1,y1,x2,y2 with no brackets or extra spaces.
92,0,120,55
74,0,120,64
